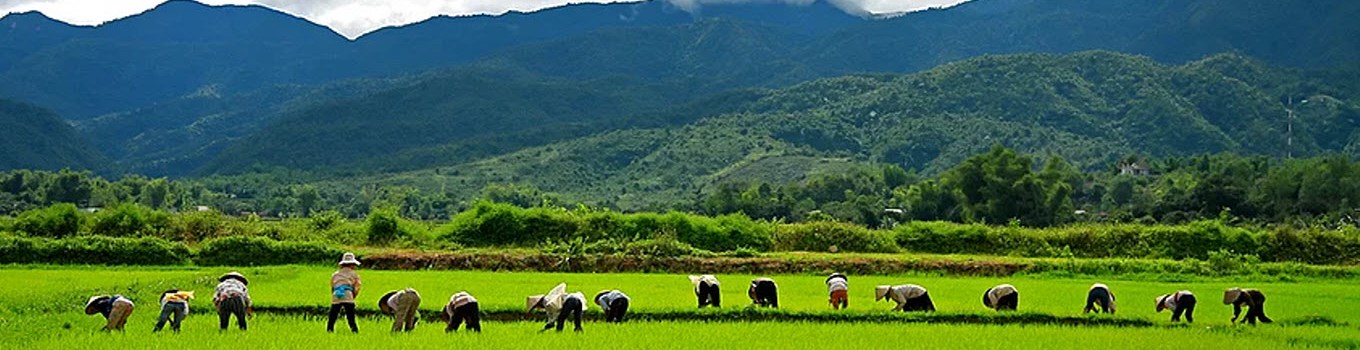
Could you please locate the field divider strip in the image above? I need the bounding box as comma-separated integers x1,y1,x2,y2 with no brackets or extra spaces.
253,305,1157,327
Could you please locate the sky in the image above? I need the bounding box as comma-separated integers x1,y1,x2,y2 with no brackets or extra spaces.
0,0,969,39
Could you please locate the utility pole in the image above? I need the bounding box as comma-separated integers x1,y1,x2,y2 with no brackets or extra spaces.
1287,97,1294,159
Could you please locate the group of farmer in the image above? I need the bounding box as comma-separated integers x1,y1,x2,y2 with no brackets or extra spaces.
685,274,1272,326
324,252,485,333
84,271,253,332
84,253,485,334
84,253,1274,333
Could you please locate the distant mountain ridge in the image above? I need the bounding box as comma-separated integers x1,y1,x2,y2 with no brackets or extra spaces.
0,0,1358,178
0,0,863,119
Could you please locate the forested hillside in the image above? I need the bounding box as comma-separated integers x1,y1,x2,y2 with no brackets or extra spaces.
0,99,106,171
4,0,1357,177
302,51,1358,211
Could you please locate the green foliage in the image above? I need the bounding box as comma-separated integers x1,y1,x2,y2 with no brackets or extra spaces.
196,236,341,266
442,201,773,252
366,207,403,246
772,221,898,253
13,203,82,238
893,220,1360,265
0,236,190,265
89,203,170,237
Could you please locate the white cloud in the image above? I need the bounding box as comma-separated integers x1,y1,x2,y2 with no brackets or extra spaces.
1,0,972,39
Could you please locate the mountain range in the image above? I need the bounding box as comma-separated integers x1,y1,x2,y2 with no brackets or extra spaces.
0,0,1357,195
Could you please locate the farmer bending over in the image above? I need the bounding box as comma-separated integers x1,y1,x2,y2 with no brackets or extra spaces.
154,289,194,332
1224,288,1272,325
380,288,422,332
1084,283,1116,314
877,284,935,312
688,275,721,308
749,278,779,308
528,283,587,332
443,291,481,333
1156,290,1197,323
983,284,1019,311
826,273,849,310
595,290,631,323
214,272,253,331
84,295,134,331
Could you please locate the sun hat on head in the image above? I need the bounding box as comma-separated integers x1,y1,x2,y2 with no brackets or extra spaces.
875,286,891,301
219,272,248,285
826,273,847,284
1156,295,1170,312
526,295,546,310
85,295,110,315
338,252,361,267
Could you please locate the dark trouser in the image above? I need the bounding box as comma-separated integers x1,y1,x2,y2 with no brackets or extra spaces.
698,282,721,308
217,297,247,330
328,302,358,333
447,302,481,333
904,292,936,312
605,298,630,323
1085,288,1113,314
753,281,778,308
1172,295,1197,323
154,302,188,332
546,298,583,332
1244,303,1273,325
996,292,1018,311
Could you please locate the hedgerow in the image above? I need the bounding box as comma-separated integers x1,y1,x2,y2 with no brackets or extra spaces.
0,236,191,265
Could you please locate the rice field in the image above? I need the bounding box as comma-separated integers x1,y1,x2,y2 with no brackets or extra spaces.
2,266,1357,349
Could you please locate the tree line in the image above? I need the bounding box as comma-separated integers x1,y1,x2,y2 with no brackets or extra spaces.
6,146,1360,229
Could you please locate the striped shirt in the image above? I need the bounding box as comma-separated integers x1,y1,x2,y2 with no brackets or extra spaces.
214,279,251,307
826,277,848,294
445,292,477,317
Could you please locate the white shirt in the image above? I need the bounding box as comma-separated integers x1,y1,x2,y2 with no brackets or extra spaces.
888,285,927,310
1161,290,1193,310
986,284,1017,307
826,277,848,293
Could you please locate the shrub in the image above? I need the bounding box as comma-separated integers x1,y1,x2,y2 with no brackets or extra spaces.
309,210,346,231
367,207,403,245
197,236,342,266
167,210,230,243
13,203,83,238
0,236,190,265
774,221,899,253
90,203,170,237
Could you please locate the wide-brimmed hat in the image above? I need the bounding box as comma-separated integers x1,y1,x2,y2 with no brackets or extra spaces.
1155,295,1170,312
378,291,398,314
875,285,891,301
338,252,361,267
826,273,847,284
594,290,612,304
526,295,546,310
219,272,248,285
85,295,110,315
